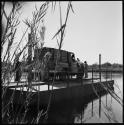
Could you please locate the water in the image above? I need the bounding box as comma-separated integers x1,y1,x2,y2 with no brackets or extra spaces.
4,72,123,123
46,72,123,123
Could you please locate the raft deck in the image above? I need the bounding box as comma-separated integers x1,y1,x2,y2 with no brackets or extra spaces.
3,77,114,106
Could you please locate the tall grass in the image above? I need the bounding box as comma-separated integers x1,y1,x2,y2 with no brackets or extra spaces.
1,1,74,124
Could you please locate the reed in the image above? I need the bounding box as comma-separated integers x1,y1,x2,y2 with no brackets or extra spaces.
1,1,74,124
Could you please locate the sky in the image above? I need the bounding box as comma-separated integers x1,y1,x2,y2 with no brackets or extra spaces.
2,1,122,65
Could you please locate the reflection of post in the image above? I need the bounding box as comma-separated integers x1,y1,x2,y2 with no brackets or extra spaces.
99,94,101,118
99,54,101,82
91,97,93,117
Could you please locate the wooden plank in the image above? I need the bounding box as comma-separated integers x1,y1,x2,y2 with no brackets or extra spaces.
5,81,47,89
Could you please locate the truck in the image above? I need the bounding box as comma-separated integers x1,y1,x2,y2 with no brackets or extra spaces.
32,47,84,81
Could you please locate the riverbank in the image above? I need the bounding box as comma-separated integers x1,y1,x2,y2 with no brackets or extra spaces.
88,63,123,73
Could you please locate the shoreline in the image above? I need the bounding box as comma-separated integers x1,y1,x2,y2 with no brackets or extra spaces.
88,69,123,73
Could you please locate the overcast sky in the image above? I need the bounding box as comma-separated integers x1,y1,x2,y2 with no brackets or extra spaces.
3,1,122,65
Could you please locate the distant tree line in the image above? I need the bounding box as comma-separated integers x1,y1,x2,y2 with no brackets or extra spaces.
91,62,123,68
88,62,123,72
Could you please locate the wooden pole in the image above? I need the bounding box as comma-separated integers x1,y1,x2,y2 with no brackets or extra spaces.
99,54,102,118
99,54,101,82
106,68,107,81
91,68,94,117
99,94,101,118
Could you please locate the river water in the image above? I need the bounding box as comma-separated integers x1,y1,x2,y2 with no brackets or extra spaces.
4,72,123,123
46,72,123,123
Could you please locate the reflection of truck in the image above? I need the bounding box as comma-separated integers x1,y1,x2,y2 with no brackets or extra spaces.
33,47,84,81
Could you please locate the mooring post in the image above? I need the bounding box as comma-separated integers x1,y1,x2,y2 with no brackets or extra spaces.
99,95,101,118
99,54,101,82
91,68,94,117
99,54,101,118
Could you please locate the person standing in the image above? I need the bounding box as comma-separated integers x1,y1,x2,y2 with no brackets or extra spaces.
84,61,88,78
77,58,81,67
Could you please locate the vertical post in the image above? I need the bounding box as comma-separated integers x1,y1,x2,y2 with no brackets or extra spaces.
99,94,101,118
99,54,102,118
91,68,94,117
99,54,101,82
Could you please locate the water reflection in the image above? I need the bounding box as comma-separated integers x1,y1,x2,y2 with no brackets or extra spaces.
12,73,122,123
46,91,108,123
46,73,123,123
